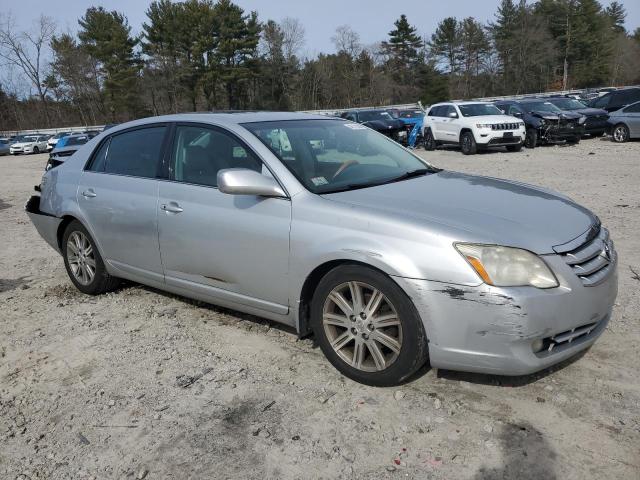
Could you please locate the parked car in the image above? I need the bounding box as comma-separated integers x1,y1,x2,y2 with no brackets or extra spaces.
26,112,618,386
340,109,406,143
546,97,609,137
588,87,640,113
10,135,49,155
0,138,10,156
422,101,525,154
606,101,640,142
494,99,585,148
47,132,72,152
46,134,93,171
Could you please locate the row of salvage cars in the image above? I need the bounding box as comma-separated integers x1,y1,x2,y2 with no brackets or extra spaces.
337,86,640,155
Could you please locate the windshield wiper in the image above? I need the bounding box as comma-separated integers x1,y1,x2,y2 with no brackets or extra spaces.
379,168,431,185
322,168,433,194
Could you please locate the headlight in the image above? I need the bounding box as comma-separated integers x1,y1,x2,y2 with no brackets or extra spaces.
578,115,586,124
476,123,493,129
455,244,558,288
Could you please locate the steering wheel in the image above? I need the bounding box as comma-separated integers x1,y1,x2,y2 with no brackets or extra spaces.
332,159,359,179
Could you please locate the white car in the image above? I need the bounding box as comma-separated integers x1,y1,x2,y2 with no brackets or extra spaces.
47,132,71,151
423,102,526,155
10,135,49,155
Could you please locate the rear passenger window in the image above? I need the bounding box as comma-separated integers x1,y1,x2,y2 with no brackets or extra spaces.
88,139,110,172
104,127,166,178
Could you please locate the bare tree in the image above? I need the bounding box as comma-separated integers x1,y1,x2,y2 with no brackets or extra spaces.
0,14,56,123
280,17,305,61
332,25,362,57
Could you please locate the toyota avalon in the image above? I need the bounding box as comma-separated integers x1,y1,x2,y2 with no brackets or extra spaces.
26,112,618,386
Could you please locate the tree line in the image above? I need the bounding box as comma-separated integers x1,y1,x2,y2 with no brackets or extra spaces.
1,0,639,131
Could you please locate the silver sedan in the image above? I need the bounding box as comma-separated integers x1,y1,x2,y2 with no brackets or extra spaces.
26,112,618,386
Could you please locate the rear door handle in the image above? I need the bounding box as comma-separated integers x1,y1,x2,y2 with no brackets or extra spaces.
161,203,184,214
82,189,97,198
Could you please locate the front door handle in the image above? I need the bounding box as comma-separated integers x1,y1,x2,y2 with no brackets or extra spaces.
161,203,184,214
82,189,97,198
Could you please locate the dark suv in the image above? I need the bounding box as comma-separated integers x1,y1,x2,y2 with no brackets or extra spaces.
588,87,640,113
494,99,585,148
340,109,406,143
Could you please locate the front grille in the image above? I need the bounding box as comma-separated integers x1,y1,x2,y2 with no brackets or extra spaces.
559,227,616,286
490,123,519,130
535,318,605,358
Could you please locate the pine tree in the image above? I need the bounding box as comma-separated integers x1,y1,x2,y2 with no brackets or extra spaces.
429,17,461,74
382,15,423,84
606,1,626,34
78,7,143,121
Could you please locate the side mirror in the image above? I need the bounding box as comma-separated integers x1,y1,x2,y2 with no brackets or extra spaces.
217,168,287,198
512,111,522,118
448,112,458,119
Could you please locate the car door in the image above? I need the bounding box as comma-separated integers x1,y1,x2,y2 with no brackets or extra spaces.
427,106,445,140
157,123,291,315
78,125,168,284
440,105,461,141
622,102,640,136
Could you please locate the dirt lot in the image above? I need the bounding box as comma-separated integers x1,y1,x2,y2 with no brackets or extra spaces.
1,138,639,480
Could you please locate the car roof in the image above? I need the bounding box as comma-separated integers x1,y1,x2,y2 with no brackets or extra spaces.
101,111,332,134
431,101,491,107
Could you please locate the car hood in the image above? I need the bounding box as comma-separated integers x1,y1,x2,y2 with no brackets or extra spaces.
572,107,608,117
362,119,404,131
323,171,596,254
529,110,581,121
11,142,35,147
466,114,523,124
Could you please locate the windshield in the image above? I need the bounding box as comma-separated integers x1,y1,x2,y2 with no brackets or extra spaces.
14,136,37,143
398,110,423,119
358,110,393,122
243,119,436,194
458,104,503,117
523,101,562,113
550,98,587,110
65,135,89,146
53,132,70,139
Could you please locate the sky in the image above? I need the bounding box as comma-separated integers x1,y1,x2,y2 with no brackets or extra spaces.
4,0,640,58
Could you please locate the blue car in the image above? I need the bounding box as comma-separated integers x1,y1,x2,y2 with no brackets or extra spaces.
388,109,425,148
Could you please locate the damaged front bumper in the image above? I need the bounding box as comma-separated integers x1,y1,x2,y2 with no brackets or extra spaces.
25,195,62,253
394,254,618,376
539,122,584,143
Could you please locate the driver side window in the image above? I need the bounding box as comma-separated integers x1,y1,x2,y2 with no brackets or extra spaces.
171,125,263,188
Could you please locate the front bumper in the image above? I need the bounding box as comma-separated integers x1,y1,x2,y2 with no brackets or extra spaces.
10,147,24,154
540,123,584,142
25,195,62,253
476,129,526,147
394,253,617,376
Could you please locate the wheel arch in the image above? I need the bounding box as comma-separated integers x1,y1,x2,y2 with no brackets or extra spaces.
296,259,409,338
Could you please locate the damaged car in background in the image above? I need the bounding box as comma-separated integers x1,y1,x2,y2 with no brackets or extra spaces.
26,112,618,386
339,109,407,144
494,99,585,148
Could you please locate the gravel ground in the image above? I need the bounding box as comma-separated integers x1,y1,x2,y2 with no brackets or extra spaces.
1,138,639,479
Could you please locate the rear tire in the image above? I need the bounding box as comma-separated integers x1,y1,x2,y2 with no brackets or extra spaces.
62,220,120,295
311,265,428,387
506,143,522,152
524,129,538,148
460,131,477,155
611,123,629,143
423,128,436,151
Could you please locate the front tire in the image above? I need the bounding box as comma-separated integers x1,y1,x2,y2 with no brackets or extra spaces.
460,131,477,155
62,220,119,295
311,265,428,387
524,129,538,148
423,128,436,151
611,123,629,143
33,146,40,154
506,143,522,152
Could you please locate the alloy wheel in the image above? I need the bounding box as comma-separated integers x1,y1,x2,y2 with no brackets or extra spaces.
322,281,402,372
66,231,96,285
613,125,628,142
